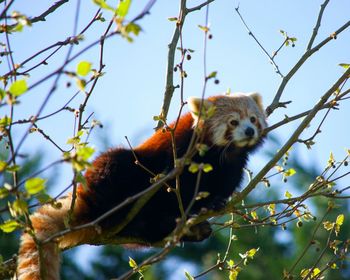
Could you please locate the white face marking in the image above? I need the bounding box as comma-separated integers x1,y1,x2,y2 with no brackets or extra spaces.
212,123,229,146
190,93,267,148
232,118,259,147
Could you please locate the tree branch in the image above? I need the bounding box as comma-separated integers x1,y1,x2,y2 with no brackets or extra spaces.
306,0,330,51
235,67,350,204
155,0,215,130
266,19,350,115
234,6,284,78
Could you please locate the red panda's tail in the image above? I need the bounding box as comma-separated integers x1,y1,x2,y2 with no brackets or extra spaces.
17,193,93,280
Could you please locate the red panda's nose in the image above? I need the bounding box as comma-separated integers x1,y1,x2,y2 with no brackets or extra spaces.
245,127,255,137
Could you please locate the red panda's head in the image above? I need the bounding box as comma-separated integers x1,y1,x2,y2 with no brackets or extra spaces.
188,92,267,149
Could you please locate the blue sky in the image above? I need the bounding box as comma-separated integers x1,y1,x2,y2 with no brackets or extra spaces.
2,0,350,274
8,0,349,165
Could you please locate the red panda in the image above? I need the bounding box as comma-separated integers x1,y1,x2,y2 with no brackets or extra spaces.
16,92,267,280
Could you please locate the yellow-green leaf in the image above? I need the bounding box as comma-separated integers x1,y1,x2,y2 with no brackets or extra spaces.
0,188,9,199
198,25,209,32
184,271,194,280
247,247,259,258
188,163,199,173
207,71,217,79
0,88,6,101
9,79,28,97
330,263,338,269
284,168,296,177
24,177,46,195
328,152,335,167
12,199,28,216
229,269,239,280
76,146,95,161
336,214,344,226
76,78,86,91
250,211,258,220
128,257,137,269
116,0,131,18
195,191,210,201
0,220,20,233
268,204,276,215
125,22,141,36
285,190,293,199
312,267,321,277
323,221,334,231
77,61,92,76
202,163,213,173
227,259,235,268
92,0,114,11
339,63,350,69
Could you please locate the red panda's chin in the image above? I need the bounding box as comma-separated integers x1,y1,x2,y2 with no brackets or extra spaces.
234,137,259,148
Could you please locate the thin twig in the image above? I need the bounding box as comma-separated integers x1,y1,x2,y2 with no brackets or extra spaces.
234,6,284,78
266,19,350,115
307,0,330,51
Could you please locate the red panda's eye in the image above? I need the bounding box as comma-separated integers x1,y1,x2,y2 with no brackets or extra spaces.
229,119,239,126
250,116,256,123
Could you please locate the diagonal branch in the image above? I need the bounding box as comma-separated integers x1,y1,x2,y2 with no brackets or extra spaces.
234,6,284,78
266,19,350,116
307,0,330,51
235,67,350,204
155,0,215,130
29,0,69,24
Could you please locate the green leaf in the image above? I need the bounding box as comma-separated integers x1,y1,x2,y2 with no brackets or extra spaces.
125,22,141,36
116,0,131,18
9,79,28,97
6,164,20,172
0,220,20,233
229,269,239,280
335,214,344,236
0,116,12,128
195,191,210,201
250,211,258,220
339,63,350,69
202,163,213,173
336,214,344,226
284,168,296,177
207,71,217,79
128,257,137,269
285,190,292,199
92,0,114,11
77,61,92,76
188,163,199,173
24,177,47,195
323,221,334,231
0,88,6,101
184,271,194,280
247,247,259,258
0,187,9,199
75,172,87,189
76,146,95,161
198,25,209,32
328,152,335,167
76,78,86,91
36,192,53,204
227,259,235,268
168,17,178,22
12,199,28,215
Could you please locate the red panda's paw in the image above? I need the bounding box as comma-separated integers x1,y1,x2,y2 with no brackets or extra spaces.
182,220,212,242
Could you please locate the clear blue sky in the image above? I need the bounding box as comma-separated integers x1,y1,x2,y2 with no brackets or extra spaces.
8,0,350,164
3,0,350,274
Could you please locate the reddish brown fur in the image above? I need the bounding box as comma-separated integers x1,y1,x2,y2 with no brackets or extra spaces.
17,93,266,280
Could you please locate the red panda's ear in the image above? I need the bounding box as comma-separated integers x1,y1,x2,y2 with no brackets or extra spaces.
187,97,213,126
247,92,264,113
